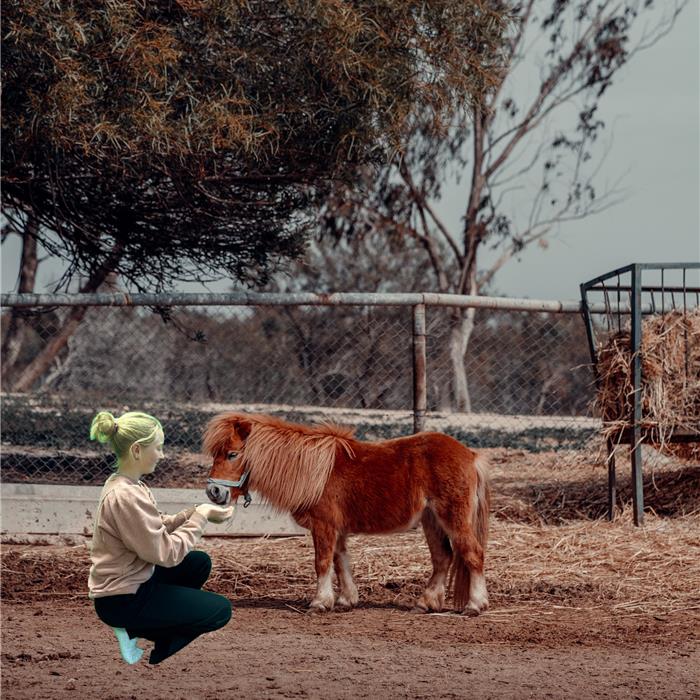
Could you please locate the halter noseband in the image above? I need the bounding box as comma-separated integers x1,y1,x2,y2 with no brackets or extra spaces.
207,467,253,508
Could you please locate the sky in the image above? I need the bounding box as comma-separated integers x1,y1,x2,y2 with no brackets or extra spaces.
471,0,700,299
2,3,699,302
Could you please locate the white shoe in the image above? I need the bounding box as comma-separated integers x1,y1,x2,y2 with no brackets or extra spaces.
111,627,144,665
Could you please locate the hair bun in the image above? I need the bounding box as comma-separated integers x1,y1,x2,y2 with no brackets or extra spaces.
90,411,117,444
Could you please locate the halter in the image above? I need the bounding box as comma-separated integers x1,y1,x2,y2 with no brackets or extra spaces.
207,448,253,508
207,452,253,508
207,467,253,508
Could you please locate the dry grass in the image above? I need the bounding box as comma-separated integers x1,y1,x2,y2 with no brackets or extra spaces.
203,516,700,618
3,515,699,619
596,309,700,460
488,447,700,523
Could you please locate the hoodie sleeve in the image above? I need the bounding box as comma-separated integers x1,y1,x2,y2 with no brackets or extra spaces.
106,487,208,568
160,506,197,533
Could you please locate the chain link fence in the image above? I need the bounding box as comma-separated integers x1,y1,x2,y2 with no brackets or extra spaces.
1,293,632,489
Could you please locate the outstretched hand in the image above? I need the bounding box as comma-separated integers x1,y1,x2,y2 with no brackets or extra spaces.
195,503,235,523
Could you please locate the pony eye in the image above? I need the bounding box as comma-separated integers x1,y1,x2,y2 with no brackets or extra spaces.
226,451,238,460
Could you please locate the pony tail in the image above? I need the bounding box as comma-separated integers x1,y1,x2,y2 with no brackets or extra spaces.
90,411,117,444
473,454,490,548
448,452,490,611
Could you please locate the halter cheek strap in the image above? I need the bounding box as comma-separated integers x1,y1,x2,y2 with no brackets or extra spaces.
207,468,253,507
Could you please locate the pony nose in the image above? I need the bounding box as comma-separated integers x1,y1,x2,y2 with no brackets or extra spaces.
206,483,230,506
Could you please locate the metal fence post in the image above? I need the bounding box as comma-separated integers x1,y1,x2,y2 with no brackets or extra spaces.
630,265,644,526
606,437,616,521
412,304,427,433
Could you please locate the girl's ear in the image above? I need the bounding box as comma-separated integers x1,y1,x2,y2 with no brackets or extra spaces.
131,443,141,460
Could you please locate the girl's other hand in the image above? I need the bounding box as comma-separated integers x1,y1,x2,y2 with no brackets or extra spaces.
195,503,235,523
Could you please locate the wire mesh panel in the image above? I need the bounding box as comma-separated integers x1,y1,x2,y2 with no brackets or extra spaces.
1,303,414,487
3,305,414,405
424,306,599,456
8,289,696,496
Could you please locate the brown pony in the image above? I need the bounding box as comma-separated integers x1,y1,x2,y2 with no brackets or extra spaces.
203,412,490,615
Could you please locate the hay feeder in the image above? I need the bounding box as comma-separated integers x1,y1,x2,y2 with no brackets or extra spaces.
580,263,700,525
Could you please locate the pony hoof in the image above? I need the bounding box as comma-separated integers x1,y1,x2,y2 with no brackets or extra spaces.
336,597,353,610
462,605,481,617
410,605,429,614
308,602,331,613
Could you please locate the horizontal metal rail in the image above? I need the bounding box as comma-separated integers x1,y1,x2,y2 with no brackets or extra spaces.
580,262,700,290
0,291,656,315
584,284,700,294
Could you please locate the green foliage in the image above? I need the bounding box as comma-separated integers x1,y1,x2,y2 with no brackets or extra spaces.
318,0,682,300
1,397,87,450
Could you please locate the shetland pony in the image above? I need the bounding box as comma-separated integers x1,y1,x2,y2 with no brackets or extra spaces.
203,412,490,615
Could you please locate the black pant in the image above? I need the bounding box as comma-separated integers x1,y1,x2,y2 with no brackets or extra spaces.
94,551,232,665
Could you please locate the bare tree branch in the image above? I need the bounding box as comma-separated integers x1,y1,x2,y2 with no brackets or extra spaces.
398,160,464,265
485,6,611,175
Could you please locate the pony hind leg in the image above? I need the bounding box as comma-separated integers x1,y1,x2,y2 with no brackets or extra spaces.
413,509,453,613
333,534,359,609
309,521,338,613
435,459,490,616
431,508,488,615
449,532,488,616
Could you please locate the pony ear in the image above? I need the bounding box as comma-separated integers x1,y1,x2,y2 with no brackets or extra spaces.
235,419,252,441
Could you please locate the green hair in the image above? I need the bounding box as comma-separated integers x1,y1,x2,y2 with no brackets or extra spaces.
90,410,164,460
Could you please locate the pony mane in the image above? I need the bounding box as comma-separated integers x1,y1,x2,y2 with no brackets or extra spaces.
207,413,356,512
202,413,240,459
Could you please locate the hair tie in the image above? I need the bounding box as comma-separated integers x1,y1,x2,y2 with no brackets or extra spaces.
112,422,119,436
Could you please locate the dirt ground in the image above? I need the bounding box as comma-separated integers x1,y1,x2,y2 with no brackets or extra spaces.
1,596,698,700
2,452,699,699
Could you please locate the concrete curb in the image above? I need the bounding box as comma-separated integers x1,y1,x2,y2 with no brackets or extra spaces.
0,483,305,537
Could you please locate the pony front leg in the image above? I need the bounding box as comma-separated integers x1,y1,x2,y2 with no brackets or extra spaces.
309,522,337,612
334,535,359,609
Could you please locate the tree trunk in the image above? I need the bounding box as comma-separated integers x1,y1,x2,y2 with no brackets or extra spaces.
282,308,323,404
1,213,39,384
448,306,477,412
12,243,125,392
445,102,487,413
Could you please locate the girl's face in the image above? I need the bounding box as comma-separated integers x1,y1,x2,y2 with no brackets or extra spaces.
136,429,165,474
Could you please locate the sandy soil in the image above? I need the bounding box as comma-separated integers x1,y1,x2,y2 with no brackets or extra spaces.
3,517,700,700
2,598,698,700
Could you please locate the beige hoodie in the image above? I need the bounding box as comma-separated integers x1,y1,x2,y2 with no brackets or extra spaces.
88,473,208,599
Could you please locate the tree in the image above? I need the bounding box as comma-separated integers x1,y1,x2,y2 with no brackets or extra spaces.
321,0,687,411
1,0,509,389
2,0,508,291
1,214,39,385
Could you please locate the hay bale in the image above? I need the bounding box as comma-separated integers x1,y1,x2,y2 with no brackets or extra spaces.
595,309,700,459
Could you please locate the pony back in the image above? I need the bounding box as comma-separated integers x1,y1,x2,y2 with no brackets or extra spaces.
237,414,355,511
